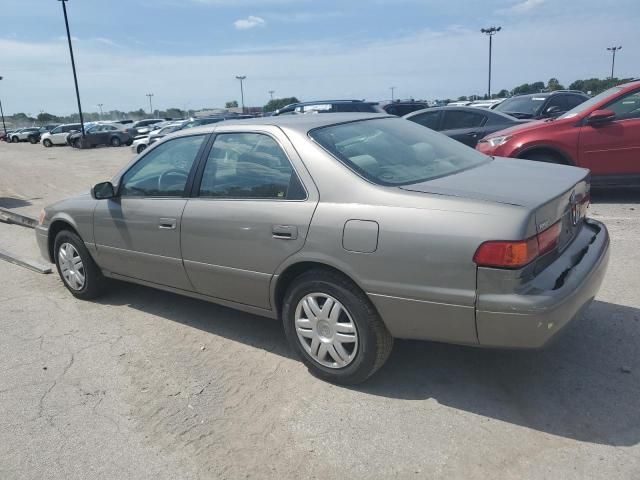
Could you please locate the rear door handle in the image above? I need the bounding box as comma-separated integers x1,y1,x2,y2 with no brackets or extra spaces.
467,131,479,137
158,217,177,230
272,225,298,240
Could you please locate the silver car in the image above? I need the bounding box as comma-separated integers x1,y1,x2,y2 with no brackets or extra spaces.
35,113,610,383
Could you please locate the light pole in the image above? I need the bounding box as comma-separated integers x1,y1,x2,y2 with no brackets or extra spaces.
0,76,7,138
390,86,396,102
97,103,104,119
481,26,501,99
58,0,85,137
235,76,246,113
607,46,622,79
146,93,154,116
269,90,275,101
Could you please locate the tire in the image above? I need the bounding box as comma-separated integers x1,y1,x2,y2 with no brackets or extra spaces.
282,269,393,384
11,136,18,143
53,230,106,300
136,144,147,154
43,139,53,148
523,151,564,164
110,136,122,147
29,137,38,144
73,138,83,149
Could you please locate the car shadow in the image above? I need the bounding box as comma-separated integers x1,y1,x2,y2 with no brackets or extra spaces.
97,283,639,447
591,187,640,204
0,197,33,209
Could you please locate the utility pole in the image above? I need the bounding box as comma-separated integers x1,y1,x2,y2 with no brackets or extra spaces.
58,0,85,137
481,26,501,99
235,76,246,113
146,93,154,116
269,90,275,101
390,86,396,102
607,46,622,79
0,76,7,138
97,103,104,119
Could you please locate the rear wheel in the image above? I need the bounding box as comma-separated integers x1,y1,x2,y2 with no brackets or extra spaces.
110,136,122,147
43,139,53,148
54,230,106,300
73,138,83,149
282,269,393,384
29,136,38,144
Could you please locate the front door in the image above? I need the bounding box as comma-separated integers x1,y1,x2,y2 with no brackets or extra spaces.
181,129,318,309
579,88,640,176
93,133,208,290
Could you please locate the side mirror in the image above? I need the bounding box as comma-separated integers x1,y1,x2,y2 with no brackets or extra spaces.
587,109,616,125
91,181,115,200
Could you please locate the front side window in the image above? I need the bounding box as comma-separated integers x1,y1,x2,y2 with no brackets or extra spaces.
310,117,489,186
51,126,63,134
199,133,305,199
410,111,440,130
442,110,485,130
120,135,205,197
606,90,640,120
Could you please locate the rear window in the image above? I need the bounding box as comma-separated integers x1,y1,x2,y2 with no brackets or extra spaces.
309,118,489,186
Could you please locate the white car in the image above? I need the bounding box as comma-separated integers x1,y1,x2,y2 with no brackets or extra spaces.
10,127,40,142
130,135,150,154
40,123,82,147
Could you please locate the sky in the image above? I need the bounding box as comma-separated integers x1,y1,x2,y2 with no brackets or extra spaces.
0,0,638,115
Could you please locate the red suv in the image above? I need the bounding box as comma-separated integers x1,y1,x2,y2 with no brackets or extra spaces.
477,80,640,186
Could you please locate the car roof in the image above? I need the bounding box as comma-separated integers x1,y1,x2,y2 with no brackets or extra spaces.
404,105,519,122
173,112,393,137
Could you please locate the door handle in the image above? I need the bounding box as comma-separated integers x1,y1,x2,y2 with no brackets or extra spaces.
158,217,177,230
466,131,479,137
272,225,298,240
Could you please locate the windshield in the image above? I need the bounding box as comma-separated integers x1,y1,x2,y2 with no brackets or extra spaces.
309,118,490,186
559,87,622,119
494,96,547,116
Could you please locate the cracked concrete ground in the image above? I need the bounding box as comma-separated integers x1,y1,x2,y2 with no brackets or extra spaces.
1,142,640,479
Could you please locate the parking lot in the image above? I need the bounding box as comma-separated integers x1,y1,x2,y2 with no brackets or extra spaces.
1,142,639,479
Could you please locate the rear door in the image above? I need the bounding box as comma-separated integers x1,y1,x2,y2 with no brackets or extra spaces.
181,127,318,309
440,109,487,147
579,88,640,176
407,110,442,131
93,134,208,289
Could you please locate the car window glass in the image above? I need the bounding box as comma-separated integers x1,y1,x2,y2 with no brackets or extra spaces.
199,133,304,200
545,95,568,112
565,95,586,110
441,110,484,129
410,111,440,130
51,127,62,134
120,135,205,197
606,90,640,120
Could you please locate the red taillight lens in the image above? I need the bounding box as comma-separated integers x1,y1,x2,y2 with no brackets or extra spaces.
473,221,562,269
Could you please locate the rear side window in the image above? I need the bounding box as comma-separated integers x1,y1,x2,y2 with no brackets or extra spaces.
198,133,305,200
441,110,485,130
566,95,587,110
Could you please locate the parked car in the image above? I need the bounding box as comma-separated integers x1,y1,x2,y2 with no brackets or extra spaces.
447,101,472,106
36,113,609,384
1,129,16,142
383,101,430,116
272,100,383,116
469,99,505,109
68,124,132,148
493,90,589,120
477,80,640,186
131,122,188,154
404,106,528,147
10,127,40,143
26,125,60,144
127,119,165,137
41,123,82,147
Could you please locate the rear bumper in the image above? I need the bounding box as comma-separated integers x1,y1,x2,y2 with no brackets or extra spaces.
475,218,609,348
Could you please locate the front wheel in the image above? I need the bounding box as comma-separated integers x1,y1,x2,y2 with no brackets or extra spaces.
43,139,53,148
11,136,18,143
110,136,122,147
136,144,147,154
54,230,106,299
282,269,393,384
29,137,38,144
73,138,83,149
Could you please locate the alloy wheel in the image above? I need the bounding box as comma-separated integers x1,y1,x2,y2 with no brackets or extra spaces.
58,242,85,291
294,293,359,369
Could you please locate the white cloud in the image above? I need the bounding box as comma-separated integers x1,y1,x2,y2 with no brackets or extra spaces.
498,0,545,15
233,15,266,30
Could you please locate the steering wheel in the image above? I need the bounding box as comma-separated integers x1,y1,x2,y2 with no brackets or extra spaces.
158,168,189,191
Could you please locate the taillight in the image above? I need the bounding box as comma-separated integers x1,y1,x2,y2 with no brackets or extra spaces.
473,221,562,269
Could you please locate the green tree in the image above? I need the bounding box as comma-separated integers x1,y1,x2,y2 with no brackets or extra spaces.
495,89,510,98
263,97,300,112
164,108,184,119
547,78,565,91
225,100,239,108
37,112,59,124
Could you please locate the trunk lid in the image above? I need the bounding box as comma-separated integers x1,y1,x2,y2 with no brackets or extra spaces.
400,157,590,247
